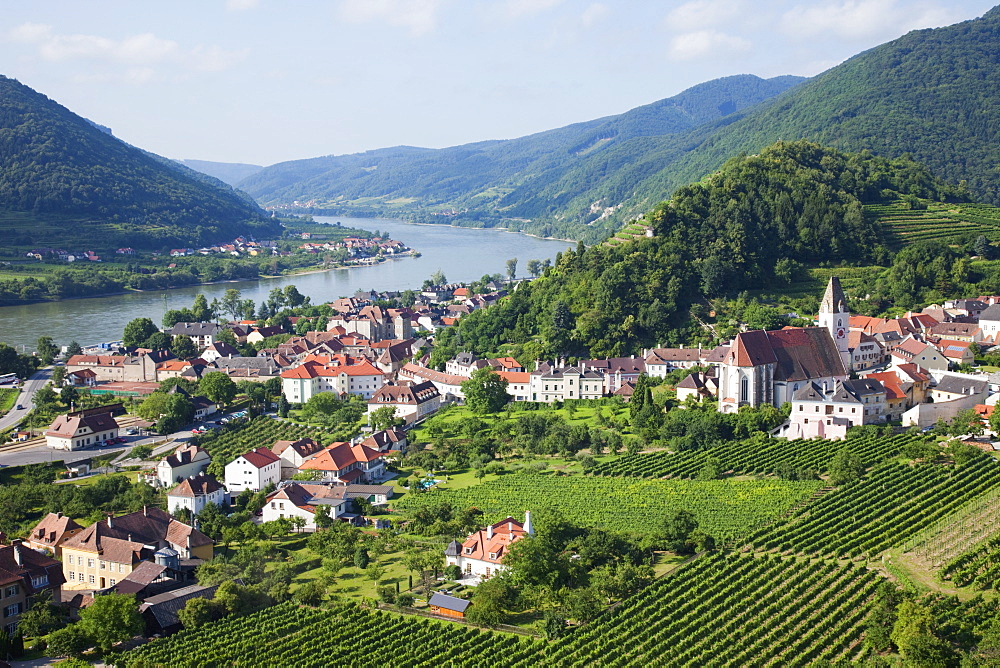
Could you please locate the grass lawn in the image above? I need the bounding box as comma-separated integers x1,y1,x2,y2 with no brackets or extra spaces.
0,388,18,416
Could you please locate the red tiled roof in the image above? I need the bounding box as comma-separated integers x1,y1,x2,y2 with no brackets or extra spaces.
240,447,280,468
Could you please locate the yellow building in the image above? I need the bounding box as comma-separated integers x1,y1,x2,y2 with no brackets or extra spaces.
61,507,213,591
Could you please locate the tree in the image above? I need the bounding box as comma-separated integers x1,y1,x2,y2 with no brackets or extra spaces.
77,592,143,652
828,447,864,485
143,331,172,351
66,340,82,356
177,596,221,630
278,394,290,418
199,371,237,407
369,405,400,432
192,294,213,322
123,317,159,347
61,385,79,409
354,547,370,570
16,590,64,637
220,288,245,321
294,579,327,607
430,269,447,286
46,624,92,658
51,365,66,387
660,509,698,554
33,384,57,407
506,258,518,281
36,336,59,365
172,334,198,360
526,259,542,278
462,367,509,414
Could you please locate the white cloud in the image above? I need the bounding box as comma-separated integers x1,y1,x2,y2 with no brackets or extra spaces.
580,3,609,28
781,0,959,41
226,0,260,10
6,23,248,81
664,0,746,32
668,29,751,61
338,0,444,36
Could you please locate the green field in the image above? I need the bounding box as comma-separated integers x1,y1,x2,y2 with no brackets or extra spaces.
394,474,822,542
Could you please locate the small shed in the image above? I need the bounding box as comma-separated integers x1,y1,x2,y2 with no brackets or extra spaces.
428,592,470,619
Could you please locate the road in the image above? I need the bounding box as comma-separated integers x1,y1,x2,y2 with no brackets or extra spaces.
0,366,52,433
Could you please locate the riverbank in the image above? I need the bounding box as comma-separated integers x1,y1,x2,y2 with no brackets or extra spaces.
0,216,571,352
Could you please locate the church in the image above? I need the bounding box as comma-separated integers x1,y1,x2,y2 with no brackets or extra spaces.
716,277,851,413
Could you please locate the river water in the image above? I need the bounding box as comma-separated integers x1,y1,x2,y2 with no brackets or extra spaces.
0,217,572,352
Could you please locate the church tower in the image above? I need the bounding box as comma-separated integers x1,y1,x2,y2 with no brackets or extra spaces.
818,276,850,370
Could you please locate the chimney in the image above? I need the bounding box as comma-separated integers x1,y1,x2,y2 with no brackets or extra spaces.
524,511,534,536
508,520,514,533
107,515,113,528
12,540,22,566
143,505,148,517
56,512,63,519
486,524,493,539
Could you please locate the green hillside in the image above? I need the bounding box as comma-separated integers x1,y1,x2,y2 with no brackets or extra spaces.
237,75,805,226
0,75,278,249
436,141,964,360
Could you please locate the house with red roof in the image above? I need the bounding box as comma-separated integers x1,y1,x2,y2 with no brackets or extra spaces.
0,539,65,634
224,447,281,495
444,512,533,581
715,327,848,414
890,337,948,371
297,442,386,484
25,512,83,557
280,354,385,403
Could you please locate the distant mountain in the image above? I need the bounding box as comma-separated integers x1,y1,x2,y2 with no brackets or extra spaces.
0,75,278,249
460,5,1000,241
237,74,806,234
180,159,264,187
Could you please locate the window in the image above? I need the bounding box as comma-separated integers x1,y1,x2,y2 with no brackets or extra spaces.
100,561,106,570
69,572,75,581
87,559,95,568
464,547,474,555
31,575,48,588
3,603,22,618
88,575,95,584
67,555,74,565
4,586,16,597
110,579,116,586
488,552,498,560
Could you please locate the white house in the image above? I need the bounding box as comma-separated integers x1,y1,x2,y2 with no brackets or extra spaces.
280,354,385,403
444,512,533,582
366,380,441,423
156,445,211,488
780,378,887,440
167,474,227,515
297,442,386,484
644,348,706,376
225,447,281,495
45,412,119,451
528,364,605,403
261,483,348,531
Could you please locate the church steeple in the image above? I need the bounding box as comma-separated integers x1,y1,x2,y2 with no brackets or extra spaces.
818,276,850,369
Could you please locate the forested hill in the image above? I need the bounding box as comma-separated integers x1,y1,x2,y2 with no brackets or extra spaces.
236,75,805,223
438,142,964,360
0,76,278,248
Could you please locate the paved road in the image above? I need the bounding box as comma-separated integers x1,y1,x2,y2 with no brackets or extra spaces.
0,366,53,433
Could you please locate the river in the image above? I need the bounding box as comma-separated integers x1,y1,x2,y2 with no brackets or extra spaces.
0,217,572,352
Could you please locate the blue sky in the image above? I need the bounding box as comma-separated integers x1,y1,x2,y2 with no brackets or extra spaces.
3,0,996,166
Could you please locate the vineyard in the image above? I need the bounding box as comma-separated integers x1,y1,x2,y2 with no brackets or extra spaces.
589,432,922,479
115,600,543,668
199,416,333,475
902,485,1000,569
940,534,1000,591
866,199,1000,248
530,553,881,667
395,474,822,541
749,456,1000,559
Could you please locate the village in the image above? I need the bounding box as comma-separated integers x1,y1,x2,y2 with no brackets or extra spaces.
2,272,1000,659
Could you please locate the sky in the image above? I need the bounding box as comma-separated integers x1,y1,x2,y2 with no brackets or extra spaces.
2,0,996,167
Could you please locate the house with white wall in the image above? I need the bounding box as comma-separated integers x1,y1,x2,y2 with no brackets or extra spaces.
156,445,211,488
224,447,281,495
167,475,227,515
45,412,119,451
366,380,441,423
444,512,533,581
261,483,347,530
280,354,385,403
